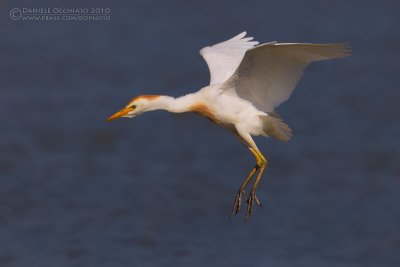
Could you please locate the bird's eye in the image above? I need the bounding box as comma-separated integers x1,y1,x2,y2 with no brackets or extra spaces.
131,105,136,109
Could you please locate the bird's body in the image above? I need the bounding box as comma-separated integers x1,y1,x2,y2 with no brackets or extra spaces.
179,86,265,133
107,32,350,218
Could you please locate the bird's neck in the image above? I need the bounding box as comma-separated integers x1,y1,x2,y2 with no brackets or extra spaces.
146,93,200,113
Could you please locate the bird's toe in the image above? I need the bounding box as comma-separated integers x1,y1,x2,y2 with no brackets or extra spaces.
246,191,261,218
230,189,246,217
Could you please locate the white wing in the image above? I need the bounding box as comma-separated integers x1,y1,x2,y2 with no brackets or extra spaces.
223,43,351,112
200,32,259,85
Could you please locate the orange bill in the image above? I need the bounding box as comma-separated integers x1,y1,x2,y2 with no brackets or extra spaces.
106,107,133,122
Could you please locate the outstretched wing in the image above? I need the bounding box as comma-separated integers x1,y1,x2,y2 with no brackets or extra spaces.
200,32,259,86
223,43,351,112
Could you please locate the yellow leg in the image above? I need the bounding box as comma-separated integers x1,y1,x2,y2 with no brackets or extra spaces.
230,147,267,218
230,164,259,216
246,150,267,218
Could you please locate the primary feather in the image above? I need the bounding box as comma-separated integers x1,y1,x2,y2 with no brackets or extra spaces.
222,42,351,112
200,31,259,85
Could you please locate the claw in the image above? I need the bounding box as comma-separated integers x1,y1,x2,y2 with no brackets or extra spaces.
230,189,246,217
245,190,261,218
254,194,262,207
246,193,253,218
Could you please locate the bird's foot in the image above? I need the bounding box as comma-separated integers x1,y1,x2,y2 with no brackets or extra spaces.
245,190,262,219
230,189,246,217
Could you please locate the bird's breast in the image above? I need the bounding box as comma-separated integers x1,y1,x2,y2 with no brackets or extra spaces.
189,103,219,123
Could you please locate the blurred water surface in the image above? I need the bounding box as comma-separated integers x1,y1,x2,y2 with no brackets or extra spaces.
0,0,399,266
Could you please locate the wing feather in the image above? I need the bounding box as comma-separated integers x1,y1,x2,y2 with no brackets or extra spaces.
200,32,259,85
222,43,351,112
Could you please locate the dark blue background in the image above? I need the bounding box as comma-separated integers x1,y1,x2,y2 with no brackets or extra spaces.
1,0,399,266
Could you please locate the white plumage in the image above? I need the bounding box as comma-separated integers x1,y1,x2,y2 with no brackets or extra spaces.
107,32,351,218
202,31,350,112
200,32,259,85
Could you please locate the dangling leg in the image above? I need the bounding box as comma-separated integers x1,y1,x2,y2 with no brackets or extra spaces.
230,147,264,217
230,128,266,218
246,149,267,218
230,163,259,217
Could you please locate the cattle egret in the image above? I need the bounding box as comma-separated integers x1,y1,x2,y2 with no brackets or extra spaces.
107,32,350,218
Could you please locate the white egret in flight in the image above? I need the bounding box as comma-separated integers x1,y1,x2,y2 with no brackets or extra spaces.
107,32,350,218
